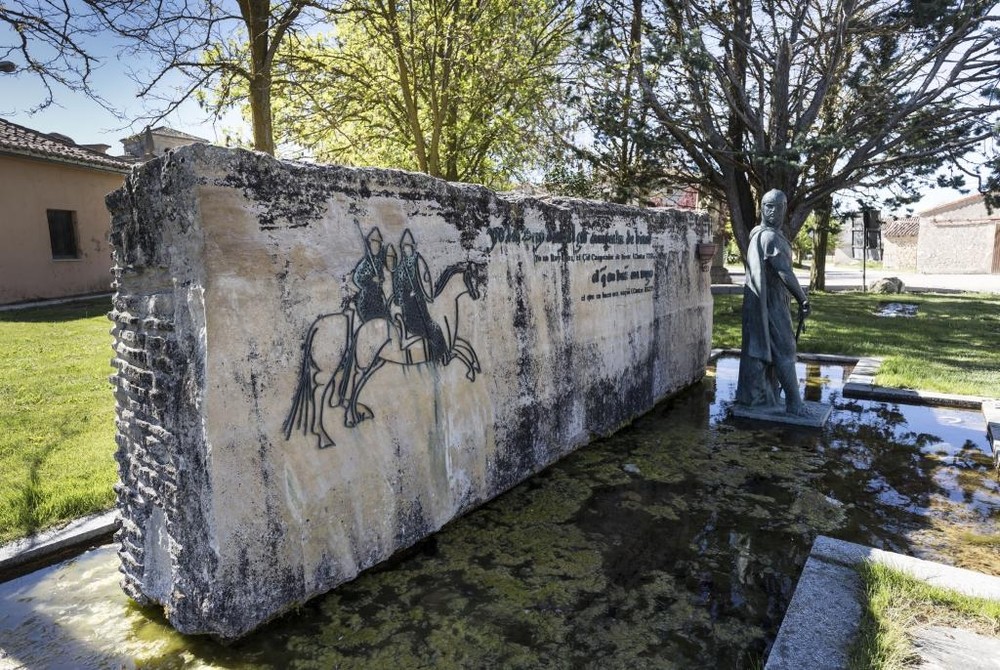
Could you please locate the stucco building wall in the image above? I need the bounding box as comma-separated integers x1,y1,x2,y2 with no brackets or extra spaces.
0,154,124,304
915,195,999,274
916,220,997,274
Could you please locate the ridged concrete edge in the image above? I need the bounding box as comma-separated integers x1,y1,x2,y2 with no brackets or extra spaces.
0,510,120,580
765,536,1000,669
842,356,988,409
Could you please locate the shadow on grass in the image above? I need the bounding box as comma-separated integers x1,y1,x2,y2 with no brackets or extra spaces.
0,297,112,324
714,292,1000,395
2,409,116,544
12,441,58,538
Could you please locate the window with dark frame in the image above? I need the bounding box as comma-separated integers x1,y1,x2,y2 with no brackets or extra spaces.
47,209,79,259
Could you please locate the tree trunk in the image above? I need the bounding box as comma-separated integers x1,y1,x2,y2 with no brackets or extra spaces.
384,2,429,173
249,74,275,156
725,169,757,259
810,226,829,291
241,0,275,156
809,196,833,291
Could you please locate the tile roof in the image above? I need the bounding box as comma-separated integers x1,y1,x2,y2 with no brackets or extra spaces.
881,217,920,238
0,118,131,173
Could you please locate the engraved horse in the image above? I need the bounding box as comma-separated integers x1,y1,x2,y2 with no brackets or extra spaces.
283,260,484,448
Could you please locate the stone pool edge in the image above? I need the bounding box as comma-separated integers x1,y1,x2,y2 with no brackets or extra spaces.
841,355,987,409
837,354,1000,467
713,349,992,410
765,535,1000,670
0,510,120,583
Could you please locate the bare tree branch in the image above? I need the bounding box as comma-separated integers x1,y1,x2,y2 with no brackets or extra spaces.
636,0,1000,252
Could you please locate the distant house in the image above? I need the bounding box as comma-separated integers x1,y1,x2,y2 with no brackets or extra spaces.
646,186,701,210
880,194,1000,274
915,194,999,274
0,118,130,305
880,217,919,271
120,126,209,162
0,121,211,305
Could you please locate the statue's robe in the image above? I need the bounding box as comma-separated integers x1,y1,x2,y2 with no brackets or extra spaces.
736,224,797,407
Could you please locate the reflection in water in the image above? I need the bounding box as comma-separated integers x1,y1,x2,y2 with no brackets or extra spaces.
0,356,995,669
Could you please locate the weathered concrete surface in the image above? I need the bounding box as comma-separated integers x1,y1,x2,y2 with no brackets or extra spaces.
105,145,712,640
912,626,1000,669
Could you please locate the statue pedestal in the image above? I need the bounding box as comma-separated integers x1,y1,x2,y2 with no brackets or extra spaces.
731,401,833,428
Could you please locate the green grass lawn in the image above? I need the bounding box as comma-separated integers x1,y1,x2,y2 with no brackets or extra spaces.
0,297,117,545
713,291,1000,397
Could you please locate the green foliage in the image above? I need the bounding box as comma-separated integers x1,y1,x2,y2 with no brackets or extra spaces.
713,292,1000,396
547,0,675,204
0,299,117,544
264,0,573,189
100,0,329,155
983,124,1000,214
792,215,815,264
725,237,743,265
542,161,600,199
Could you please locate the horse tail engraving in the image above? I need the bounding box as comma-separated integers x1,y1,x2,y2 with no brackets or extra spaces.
282,318,323,440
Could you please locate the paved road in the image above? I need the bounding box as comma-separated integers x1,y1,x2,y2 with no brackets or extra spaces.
716,264,1000,294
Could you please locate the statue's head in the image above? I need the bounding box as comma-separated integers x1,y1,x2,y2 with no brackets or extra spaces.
761,189,787,228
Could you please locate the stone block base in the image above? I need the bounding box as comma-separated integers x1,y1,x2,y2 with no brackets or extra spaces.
105,144,713,640
731,401,832,428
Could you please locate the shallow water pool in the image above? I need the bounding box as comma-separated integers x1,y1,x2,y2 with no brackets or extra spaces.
0,356,995,668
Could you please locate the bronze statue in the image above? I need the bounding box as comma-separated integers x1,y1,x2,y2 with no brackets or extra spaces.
735,189,811,416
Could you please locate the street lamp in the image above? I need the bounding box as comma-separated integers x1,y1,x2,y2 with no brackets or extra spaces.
0,61,16,73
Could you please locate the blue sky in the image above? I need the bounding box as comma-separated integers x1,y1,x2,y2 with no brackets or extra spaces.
1,64,242,152
0,13,244,153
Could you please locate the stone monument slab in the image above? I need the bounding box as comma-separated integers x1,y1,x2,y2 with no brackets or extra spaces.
106,145,712,640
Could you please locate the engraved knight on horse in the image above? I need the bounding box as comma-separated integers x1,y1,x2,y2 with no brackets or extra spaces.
284,226,484,448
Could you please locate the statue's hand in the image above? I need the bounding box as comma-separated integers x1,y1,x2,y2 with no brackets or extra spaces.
799,300,811,318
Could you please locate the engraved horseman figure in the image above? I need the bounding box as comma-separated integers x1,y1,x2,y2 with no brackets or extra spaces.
351,227,392,324
284,227,484,448
391,229,449,364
